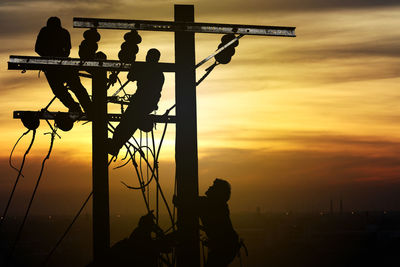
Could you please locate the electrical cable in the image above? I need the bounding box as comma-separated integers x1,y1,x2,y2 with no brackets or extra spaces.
146,132,150,208
151,130,159,224
123,144,151,213
0,130,36,230
108,111,174,226
43,153,116,266
9,131,56,258
42,191,93,266
108,107,177,266
108,124,157,190
8,129,30,177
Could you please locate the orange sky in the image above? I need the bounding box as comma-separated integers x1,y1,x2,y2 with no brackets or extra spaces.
1,0,400,216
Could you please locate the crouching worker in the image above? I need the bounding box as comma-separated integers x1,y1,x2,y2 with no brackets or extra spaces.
174,178,240,267
35,16,92,117
108,48,164,156
88,212,173,267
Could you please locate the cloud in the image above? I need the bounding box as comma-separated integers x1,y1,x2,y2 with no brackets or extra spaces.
195,0,400,15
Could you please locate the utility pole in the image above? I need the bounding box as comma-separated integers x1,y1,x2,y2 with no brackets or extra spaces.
91,69,109,259
174,5,200,265
8,4,295,266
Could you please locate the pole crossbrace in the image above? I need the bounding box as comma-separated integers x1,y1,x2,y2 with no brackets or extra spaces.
13,111,176,124
74,17,296,37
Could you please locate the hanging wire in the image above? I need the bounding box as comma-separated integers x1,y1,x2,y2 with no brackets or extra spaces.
9,131,56,258
146,132,150,208
108,108,175,226
42,191,93,266
107,107,178,267
8,129,30,177
139,131,145,197
108,124,157,190
43,155,116,266
151,130,159,224
123,143,151,213
0,130,36,230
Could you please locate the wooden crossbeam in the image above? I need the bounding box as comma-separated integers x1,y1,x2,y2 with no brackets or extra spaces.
13,111,176,124
8,56,176,72
74,17,296,37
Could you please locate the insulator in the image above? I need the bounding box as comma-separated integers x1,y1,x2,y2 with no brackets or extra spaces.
120,42,139,54
54,113,73,131
138,116,153,132
79,40,98,60
215,43,235,64
221,34,239,47
21,112,40,130
95,51,107,60
83,28,101,42
124,30,142,44
118,49,137,63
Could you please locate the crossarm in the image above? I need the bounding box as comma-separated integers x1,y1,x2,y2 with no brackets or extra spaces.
8,56,176,72
13,111,176,124
73,18,296,37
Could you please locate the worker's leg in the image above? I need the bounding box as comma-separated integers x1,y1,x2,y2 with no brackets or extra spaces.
66,70,92,116
45,69,81,112
108,104,143,156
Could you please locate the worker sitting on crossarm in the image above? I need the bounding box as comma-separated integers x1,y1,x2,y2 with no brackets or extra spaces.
35,16,92,117
174,178,240,267
108,48,164,156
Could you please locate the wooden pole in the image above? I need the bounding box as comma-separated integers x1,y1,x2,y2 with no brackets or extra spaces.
91,69,110,261
174,4,200,267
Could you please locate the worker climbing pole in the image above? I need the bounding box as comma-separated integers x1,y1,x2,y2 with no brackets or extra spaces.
5,4,295,266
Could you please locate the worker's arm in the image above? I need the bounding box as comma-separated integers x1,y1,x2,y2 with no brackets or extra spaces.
63,29,71,57
35,28,46,56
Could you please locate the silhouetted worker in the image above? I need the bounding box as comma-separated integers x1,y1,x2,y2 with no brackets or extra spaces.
108,48,164,156
35,17,92,117
174,178,240,267
88,212,172,267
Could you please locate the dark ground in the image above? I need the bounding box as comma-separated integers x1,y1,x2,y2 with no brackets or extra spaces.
1,211,400,266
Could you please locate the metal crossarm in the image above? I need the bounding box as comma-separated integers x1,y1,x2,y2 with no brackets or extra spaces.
8,56,176,72
74,17,296,37
13,111,176,124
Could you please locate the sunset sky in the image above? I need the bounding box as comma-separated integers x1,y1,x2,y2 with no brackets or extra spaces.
0,0,399,218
